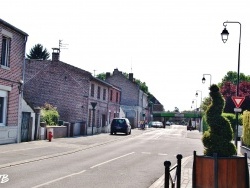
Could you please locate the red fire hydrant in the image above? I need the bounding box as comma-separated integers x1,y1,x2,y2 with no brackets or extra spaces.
48,131,53,142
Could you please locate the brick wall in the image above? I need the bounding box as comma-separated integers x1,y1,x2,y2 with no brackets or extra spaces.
89,78,121,128
105,69,139,106
0,23,27,126
105,69,142,127
108,86,121,122
24,60,91,123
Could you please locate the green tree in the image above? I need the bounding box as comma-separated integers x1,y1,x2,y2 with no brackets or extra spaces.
40,103,59,125
174,107,179,112
201,96,212,112
27,44,50,60
96,72,106,80
218,71,250,87
202,84,236,157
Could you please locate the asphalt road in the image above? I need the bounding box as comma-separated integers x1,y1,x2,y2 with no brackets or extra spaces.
0,127,203,188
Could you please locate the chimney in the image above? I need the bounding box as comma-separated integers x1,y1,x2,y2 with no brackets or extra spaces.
129,73,133,81
106,72,111,79
52,48,60,61
113,68,119,75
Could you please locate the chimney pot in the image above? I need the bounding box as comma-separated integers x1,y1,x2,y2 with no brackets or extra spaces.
52,48,60,61
106,72,111,79
129,73,133,81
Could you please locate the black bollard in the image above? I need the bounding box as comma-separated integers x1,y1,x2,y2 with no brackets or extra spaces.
164,161,171,188
176,154,183,188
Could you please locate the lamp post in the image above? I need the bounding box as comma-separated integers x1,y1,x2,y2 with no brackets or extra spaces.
195,90,202,131
202,74,212,87
195,90,202,109
192,99,197,111
91,102,97,135
192,99,197,129
221,21,241,147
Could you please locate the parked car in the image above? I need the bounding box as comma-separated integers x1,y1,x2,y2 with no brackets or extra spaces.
110,118,131,135
166,121,171,126
148,121,163,128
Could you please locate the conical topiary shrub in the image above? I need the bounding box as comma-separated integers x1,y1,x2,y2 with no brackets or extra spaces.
202,84,236,157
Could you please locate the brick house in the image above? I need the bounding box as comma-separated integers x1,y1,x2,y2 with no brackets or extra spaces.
88,77,121,134
105,68,148,128
24,49,121,136
0,19,28,144
24,49,92,132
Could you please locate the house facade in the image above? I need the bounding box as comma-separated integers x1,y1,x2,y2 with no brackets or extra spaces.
24,50,92,133
88,77,121,134
0,19,28,144
24,50,121,137
105,68,149,128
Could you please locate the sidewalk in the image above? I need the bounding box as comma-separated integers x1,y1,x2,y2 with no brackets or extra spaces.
149,155,194,188
149,139,250,188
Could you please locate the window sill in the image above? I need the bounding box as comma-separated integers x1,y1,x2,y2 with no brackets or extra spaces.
0,65,10,70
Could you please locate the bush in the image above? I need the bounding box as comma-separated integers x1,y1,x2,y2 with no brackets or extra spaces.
242,110,250,147
202,115,209,132
222,113,243,138
40,103,59,125
223,113,235,133
202,84,236,157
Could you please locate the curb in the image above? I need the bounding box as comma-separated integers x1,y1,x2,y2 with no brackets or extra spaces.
149,155,192,188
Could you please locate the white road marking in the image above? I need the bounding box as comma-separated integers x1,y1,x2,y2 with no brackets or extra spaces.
158,153,168,156
90,152,135,169
141,152,151,155
32,170,87,188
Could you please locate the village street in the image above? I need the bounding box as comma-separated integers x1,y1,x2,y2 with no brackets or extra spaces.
0,126,203,188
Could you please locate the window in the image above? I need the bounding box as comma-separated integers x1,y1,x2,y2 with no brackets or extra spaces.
1,36,11,67
110,90,113,101
103,89,106,100
116,92,119,103
0,90,7,126
97,86,101,99
91,84,94,97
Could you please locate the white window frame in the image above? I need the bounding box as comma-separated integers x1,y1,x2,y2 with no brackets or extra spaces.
0,90,8,126
1,35,11,68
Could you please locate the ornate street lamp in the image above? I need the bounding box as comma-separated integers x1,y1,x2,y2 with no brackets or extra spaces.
201,74,212,87
195,90,202,132
195,90,202,105
221,27,230,43
192,99,197,128
192,99,197,110
221,21,241,147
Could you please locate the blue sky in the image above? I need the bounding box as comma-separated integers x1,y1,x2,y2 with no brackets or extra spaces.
1,0,250,111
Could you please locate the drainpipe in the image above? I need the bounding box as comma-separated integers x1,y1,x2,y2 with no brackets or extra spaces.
17,35,28,143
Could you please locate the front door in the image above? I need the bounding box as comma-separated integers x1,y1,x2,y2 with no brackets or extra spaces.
21,112,31,142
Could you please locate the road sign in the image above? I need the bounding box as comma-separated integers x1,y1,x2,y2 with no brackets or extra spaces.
231,96,245,108
234,108,242,112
